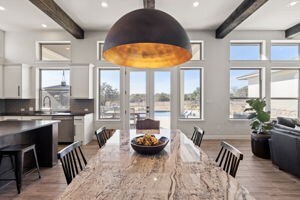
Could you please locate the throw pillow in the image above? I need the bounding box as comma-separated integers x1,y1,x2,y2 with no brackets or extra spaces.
277,117,296,128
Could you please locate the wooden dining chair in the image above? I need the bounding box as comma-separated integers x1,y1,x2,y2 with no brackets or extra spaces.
191,126,205,147
136,118,160,130
95,126,109,148
57,141,87,185
215,141,243,178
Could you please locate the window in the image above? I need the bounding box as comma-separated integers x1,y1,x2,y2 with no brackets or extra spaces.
99,69,121,119
39,42,71,61
230,43,262,60
180,68,202,119
230,69,262,119
271,43,300,60
190,42,203,60
40,69,70,111
271,69,299,118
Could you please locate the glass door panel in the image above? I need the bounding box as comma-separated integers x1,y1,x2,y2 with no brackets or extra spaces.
154,71,171,129
129,71,148,129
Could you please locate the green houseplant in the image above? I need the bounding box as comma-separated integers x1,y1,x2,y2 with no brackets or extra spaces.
244,98,272,159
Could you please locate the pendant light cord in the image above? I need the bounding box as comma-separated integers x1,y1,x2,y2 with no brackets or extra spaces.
143,0,155,9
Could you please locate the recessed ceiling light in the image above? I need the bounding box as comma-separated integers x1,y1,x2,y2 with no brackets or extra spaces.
41,24,47,28
101,1,108,8
0,6,5,11
66,47,70,50
193,1,199,7
288,1,299,7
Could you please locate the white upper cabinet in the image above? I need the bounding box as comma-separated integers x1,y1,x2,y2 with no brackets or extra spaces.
0,65,3,98
70,64,94,99
4,64,32,99
0,31,4,64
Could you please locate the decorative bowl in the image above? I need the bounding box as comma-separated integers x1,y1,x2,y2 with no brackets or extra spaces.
131,136,169,155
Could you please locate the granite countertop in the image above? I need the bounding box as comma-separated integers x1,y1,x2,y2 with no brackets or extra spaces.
0,112,93,117
0,120,60,137
59,129,254,200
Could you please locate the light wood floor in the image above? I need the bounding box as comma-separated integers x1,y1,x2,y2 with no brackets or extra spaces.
0,139,299,200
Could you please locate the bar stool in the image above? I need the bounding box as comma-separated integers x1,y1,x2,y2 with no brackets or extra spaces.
0,144,41,194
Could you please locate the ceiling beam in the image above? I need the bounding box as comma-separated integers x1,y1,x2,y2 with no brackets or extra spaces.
143,0,155,9
285,23,300,38
29,0,84,39
216,0,268,39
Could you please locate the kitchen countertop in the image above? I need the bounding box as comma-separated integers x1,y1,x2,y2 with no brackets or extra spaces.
0,120,60,137
0,112,93,116
59,129,254,200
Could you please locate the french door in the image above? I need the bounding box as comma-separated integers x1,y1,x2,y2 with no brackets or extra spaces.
125,68,172,129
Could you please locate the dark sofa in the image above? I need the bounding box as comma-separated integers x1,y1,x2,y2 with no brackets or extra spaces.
269,117,300,177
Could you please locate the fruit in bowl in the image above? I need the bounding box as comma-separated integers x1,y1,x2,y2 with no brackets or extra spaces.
131,134,169,155
136,134,160,146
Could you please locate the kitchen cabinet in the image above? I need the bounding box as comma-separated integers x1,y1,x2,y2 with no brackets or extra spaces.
70,64,94,99
0,65,3,98
4,64,32,99
74,113,94,145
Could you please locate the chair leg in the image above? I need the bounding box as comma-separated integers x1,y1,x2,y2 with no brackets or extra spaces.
14,152,22,194
32,148,41,179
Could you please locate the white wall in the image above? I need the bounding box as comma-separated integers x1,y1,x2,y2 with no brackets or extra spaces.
4,29,300,139
0,30,4,63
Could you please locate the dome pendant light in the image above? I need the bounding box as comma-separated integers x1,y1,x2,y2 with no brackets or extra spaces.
103,0,192,68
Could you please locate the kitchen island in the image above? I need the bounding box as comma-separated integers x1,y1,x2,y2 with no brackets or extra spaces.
59,129,254,200
0,120,59,167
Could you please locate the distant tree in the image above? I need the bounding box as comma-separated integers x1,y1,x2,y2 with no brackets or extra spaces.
155,93,170,102
231,86,248,97
100,82,119,106
130,94,146,103
184,87,200,101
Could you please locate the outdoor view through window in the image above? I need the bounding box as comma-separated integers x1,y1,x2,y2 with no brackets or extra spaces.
180,69,202,119
230,69,261,119
230,42,300,119
40,69,70,111
99,69,120,119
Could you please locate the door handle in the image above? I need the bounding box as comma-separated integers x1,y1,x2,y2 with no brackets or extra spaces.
18,86,20,97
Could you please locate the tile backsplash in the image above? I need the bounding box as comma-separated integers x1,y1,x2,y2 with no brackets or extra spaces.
70,99,94,114
1,99,94,115
4,99,35,114
0,100,5,114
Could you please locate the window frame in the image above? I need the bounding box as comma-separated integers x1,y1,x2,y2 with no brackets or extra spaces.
230,40,266,61
270,41,300,61
270,68,300,118
178,67,204,120
36,41,71,62
229,67,263,119
98,68,121,120
97,41,105,61
39,68,71,112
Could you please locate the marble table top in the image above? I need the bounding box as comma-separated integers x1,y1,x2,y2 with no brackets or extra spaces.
59,129,254,200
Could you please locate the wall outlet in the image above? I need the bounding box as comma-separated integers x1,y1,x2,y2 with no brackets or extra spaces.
29,107,34,111
84,108,89,112
20,108,25,112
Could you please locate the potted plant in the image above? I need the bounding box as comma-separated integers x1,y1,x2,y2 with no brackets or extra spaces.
244,98,272,159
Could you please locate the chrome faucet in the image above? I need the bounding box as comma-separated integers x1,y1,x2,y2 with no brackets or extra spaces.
42,95,52,113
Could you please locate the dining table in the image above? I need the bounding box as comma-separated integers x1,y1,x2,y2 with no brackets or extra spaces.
58,129,254,200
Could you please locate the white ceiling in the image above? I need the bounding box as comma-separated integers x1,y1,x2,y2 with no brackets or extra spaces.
0,0,299,32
